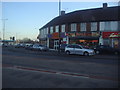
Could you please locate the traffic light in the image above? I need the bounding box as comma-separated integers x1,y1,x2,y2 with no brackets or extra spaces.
13,37,15,41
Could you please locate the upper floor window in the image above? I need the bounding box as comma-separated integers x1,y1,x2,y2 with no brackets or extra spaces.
100,21,118,31
46,27,49,34
40,29,44,38
71,23,77,31
50,26,53,34
55,25,59,32
80,23,86,31
61,24,65,32
91,22,97,31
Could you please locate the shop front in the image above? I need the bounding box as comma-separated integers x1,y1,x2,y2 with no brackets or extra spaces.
47,32,66,49
67,32,100,48
102,31,120,48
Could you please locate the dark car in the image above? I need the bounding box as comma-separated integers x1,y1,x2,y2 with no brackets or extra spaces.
94,45,120,55
14,43,25,48
25,44,33,50
60,44,68,52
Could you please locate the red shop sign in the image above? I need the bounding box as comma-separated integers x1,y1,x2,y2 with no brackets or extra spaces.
102,32,120,38
52,32,59,39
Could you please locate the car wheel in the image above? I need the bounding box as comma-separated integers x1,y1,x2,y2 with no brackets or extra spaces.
66,51,70,55
84,52,89,56
114,51,118,55
96,51,99,54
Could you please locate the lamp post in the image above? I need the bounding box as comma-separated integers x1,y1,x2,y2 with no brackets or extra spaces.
1,19,8,40
59,0,61,16
58,0,61,53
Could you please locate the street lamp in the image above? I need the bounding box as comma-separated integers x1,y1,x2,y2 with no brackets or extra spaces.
1,19,8,40
58,0,61,53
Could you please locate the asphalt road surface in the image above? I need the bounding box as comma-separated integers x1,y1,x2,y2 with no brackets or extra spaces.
2,47,120,88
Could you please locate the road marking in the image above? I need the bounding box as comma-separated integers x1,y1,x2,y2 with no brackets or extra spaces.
2,64,119,82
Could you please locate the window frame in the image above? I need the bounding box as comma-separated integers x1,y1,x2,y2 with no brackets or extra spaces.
71,23,77,32
50,26,53,34
91,22,97,31
61,24,65,32
55,25,59,32
80,23,86,32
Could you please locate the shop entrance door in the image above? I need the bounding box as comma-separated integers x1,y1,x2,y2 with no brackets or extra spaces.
54,40,59,50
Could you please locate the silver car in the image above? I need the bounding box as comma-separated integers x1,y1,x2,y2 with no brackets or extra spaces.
65,44,95,56
32,44,49,51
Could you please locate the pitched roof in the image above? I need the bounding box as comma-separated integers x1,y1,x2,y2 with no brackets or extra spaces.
40,6,120,30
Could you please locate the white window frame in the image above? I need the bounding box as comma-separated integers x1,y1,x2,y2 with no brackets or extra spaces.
91,22,97,31
50,26,53,34
71,23,77,32
100,21,118,31
80,23,86,31
55,25,59,32
105,22,110,31
110,21,118,31
41,29,44,38
61,24,65,32
46,27,49,34
100,22,105,31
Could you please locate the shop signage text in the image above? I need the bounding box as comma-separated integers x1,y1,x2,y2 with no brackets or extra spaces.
47,32,66,39
67,32,99,37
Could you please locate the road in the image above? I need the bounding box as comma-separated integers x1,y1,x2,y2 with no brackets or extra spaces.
2,47,119,88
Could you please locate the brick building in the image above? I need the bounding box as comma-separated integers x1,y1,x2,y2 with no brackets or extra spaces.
38,3,120,49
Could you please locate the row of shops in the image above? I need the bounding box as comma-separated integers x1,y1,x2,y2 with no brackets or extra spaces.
39,31,120,49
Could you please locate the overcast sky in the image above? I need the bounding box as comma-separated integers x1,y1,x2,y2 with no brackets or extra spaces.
0,0,119,40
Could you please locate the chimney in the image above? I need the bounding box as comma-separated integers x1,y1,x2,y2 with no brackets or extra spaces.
103,3,107,9
61,10,65,15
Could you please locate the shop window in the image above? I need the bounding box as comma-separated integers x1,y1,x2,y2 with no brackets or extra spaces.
80,23,86,31
71,23,77,32
103,39,110,45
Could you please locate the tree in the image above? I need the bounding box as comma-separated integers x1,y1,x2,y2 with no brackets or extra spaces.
20,38,33,43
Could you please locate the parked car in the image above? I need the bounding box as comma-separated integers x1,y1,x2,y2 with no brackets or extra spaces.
60,44,68,52
25,44,33,50
2,43,8,47
14,43,25,48
94,45,120,55
31,44,49,51
65,44,95,56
